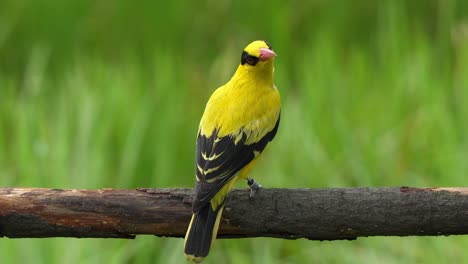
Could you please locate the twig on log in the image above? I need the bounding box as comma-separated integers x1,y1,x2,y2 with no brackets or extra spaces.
1,187,468,240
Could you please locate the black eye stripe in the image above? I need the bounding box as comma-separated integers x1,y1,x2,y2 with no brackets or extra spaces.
241,51,259,66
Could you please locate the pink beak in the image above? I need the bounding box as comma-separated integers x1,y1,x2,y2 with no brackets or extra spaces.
259,48,277,61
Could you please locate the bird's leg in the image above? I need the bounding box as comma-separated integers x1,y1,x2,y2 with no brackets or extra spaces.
247,178,262,199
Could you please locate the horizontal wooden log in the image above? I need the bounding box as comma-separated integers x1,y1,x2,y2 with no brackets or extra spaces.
1,187,468,240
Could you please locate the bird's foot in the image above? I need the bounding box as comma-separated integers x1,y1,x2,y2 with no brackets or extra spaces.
247,178,262,199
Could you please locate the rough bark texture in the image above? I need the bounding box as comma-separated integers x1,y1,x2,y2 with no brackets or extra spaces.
1,187,468,240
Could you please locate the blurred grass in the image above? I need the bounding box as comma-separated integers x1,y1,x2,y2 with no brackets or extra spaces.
1,0,468,263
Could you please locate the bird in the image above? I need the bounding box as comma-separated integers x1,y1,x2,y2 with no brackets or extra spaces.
184,40,281,263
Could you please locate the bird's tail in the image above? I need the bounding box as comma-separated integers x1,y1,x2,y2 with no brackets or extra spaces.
184,203,224,263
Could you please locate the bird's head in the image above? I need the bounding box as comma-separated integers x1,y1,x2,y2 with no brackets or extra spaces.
239,40,276,75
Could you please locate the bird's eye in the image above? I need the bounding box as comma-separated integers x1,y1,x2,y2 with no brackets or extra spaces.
246,56,256,65
241,51,259,66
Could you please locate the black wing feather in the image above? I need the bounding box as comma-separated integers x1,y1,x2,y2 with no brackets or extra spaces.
193,114,280,212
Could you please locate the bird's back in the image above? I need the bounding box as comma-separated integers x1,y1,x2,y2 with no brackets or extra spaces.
199,74,281,141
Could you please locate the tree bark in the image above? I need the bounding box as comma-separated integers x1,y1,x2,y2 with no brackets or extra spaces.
1,187,468,240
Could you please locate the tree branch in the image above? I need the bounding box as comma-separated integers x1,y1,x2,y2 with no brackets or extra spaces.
1,187,468,240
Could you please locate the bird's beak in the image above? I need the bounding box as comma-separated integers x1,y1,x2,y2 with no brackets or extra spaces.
259,48,277,61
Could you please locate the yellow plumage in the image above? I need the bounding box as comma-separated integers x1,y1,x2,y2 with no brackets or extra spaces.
184,40,281,263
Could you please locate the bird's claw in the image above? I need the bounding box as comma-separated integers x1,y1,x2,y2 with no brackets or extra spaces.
247,178,262,199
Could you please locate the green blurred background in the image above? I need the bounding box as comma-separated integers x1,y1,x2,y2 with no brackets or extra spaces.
1,0,468,263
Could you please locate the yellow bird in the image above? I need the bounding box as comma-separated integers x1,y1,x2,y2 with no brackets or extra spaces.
184,40,281,263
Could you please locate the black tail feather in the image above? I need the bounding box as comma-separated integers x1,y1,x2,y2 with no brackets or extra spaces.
184,204,223,261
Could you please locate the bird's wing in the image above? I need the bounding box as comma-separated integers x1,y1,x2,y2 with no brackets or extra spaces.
192,114,280,212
